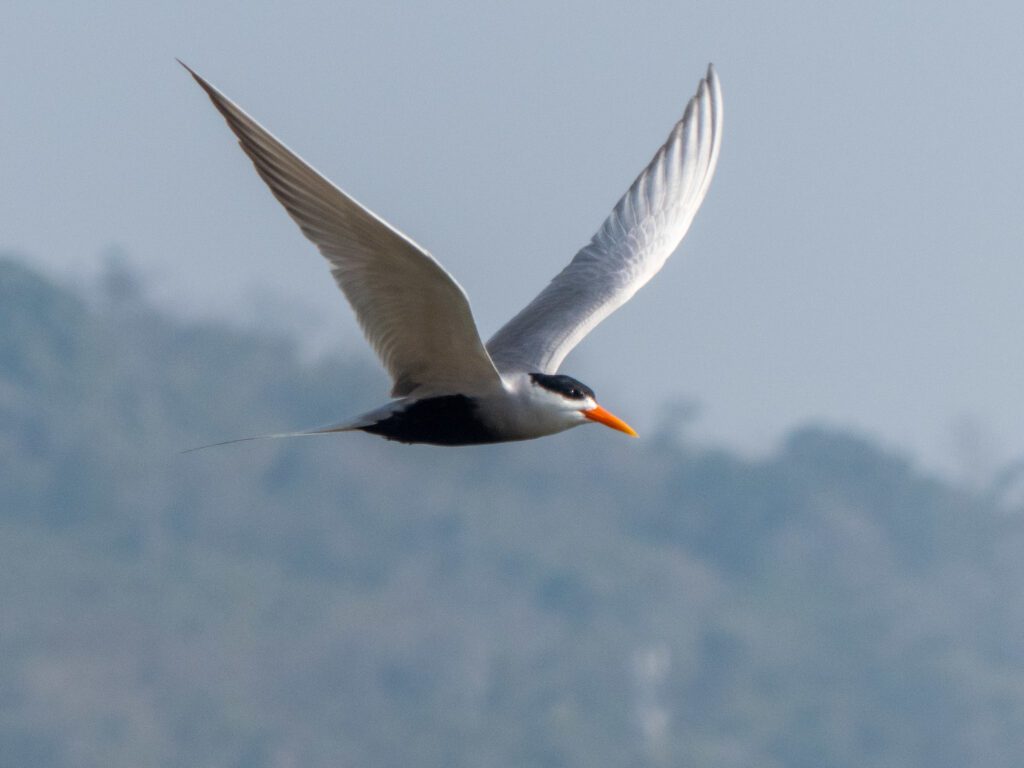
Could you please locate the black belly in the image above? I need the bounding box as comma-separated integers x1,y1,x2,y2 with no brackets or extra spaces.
359,395,503,446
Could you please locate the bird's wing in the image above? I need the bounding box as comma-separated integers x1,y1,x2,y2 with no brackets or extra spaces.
182,62,503,397
487,64,722,374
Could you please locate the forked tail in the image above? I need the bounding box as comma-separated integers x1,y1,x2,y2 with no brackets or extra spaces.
180,422,359,454
180,402,405,453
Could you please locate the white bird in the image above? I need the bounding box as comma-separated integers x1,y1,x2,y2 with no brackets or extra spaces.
181,61,722,447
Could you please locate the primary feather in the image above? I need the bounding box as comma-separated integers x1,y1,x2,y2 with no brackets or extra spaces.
180,61,502,397
486,64,723,374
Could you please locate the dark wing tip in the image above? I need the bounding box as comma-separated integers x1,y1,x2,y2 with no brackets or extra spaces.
176,58,199,79
176,59,218,98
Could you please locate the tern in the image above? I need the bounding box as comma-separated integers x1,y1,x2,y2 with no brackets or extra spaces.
181,61,722,447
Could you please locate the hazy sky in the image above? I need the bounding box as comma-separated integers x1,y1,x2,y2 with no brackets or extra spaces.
3,1,1022,475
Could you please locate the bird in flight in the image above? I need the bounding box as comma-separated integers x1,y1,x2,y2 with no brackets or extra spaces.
181,61,722,447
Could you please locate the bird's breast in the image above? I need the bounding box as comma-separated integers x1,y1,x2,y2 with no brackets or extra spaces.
358,394,504,446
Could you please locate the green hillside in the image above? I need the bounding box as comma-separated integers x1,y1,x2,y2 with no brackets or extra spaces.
1,257,1022,768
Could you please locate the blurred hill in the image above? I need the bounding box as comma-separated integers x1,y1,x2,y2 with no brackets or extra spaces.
1,255,1023,768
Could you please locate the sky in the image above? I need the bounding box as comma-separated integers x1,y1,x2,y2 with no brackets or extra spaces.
2,1,1023,477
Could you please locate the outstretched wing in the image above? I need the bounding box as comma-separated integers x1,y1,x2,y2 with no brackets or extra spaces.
487,64,723,374
182,62,502,397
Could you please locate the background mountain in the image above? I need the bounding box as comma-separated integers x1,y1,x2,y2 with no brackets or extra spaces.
2,255,1023,768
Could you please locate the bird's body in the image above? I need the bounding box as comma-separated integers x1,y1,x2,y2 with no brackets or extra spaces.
330,372,619,446
335,375,564,446
181,61,722,448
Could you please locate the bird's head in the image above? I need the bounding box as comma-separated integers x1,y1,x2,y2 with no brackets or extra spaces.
528,373,637,437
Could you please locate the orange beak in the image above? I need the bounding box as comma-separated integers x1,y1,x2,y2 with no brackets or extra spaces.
583,404,638,437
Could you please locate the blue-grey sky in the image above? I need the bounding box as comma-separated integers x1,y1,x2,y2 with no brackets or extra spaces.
3,1,1022,475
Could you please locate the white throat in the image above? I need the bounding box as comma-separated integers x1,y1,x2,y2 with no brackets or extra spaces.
468,372,592,441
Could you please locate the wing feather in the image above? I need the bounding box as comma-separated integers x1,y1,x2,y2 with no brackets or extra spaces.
487,64,723,374
182,62,502,397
